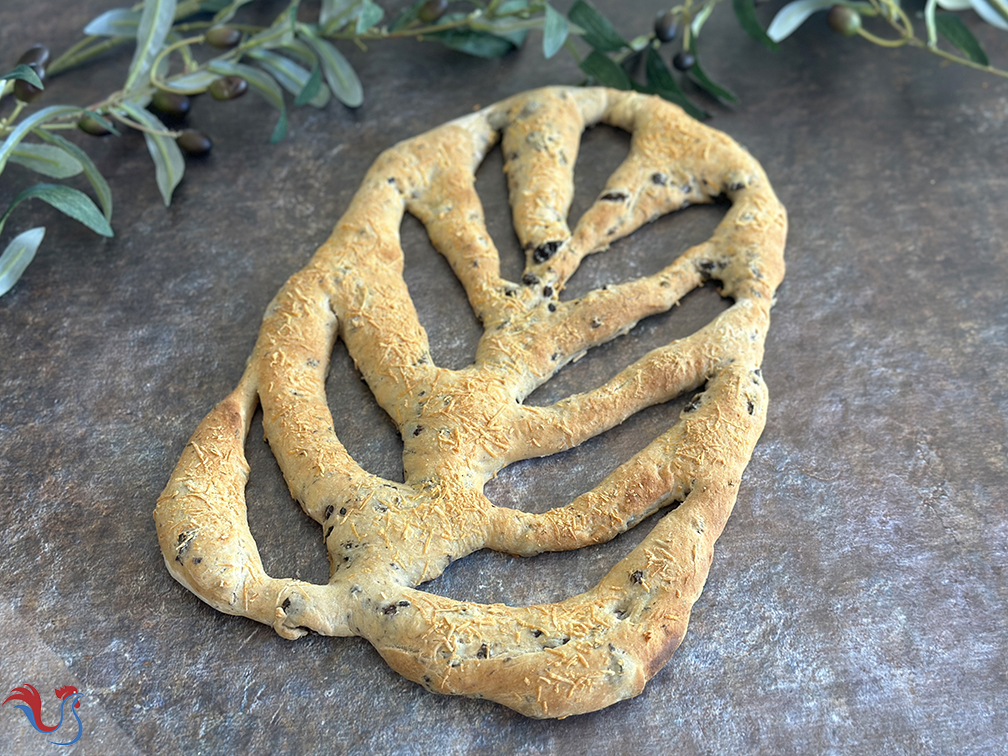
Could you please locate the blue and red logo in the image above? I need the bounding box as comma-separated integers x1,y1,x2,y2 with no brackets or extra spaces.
2,684,83,746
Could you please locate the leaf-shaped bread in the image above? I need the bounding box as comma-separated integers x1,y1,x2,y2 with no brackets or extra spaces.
156,86,786,718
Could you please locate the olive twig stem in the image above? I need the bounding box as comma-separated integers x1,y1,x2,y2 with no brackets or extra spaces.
908,37,1008,79
47,35,98,75
0,101,27,132
172,21,216,33
149,34,207,90
890,1,916,37
856,27,907,48
110,110,180,138
49,37,131,77
924,0,939,47
337,17,474,41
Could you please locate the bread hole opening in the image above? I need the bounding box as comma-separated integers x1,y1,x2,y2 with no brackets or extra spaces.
568,123,632,229
474,143,524,285
526,281,730,408
487,375,703,515
420,505,676,607
562,197,731,302
244,406,330,585
325,338,405,483
400,212,483,370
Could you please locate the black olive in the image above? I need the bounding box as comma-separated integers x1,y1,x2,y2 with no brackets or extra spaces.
654,12,677,43
150,90,191,118
205,26,242,49
78,113,112,137
672,51,695,71
13,45,50,103
13,77,43,103
209,76,248,100
827,6,862,36
17,44,50,69
418,0,448,23
177,129,212,156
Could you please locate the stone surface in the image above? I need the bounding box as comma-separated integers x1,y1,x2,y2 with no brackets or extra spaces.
1,1,1006,753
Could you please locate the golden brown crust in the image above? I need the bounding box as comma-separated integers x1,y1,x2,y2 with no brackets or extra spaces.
155,87,787,718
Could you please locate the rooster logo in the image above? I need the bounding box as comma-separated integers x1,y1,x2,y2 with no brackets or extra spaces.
2,684,83,745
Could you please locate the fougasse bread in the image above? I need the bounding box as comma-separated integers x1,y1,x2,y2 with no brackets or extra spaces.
155,86,786,718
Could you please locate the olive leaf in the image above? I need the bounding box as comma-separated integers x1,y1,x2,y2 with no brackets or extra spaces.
690,2,716,36
118,102,185,205
0,105,82,175
936,13,990,64
211,0,256,25
32,129,114,222
124,0,177,95
476,0,532,48
970,0,1008,29
299,27,364,108
1,64,44,89
427,18,522,59
356,0,384,34
0,184,113,238
8,143,84,179
688,38,738,103
766,0,872,42
568,0,628,52
389,0,426,33
543,3,570,59
579,50,632,89
165,69,219,94
248,49,331,108
0,227,46,298
644,48,708,120
469,15,541,37
321,0,357,32
247,5,297,49
732,0,779,50
280,38,323,69
297,65,324,107
83,8,142,37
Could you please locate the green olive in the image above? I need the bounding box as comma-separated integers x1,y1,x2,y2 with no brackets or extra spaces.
151,90,191,118
78,113,112,137
177,129,212,156
827,6,862,36
205,26,241,49
418,0,448,23
209,75,248,101
654,11,678,43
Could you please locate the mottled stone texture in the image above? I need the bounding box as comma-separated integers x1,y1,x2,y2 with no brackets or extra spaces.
1,0,1006,753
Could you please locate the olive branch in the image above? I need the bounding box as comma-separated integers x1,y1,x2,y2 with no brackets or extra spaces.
1,0,1006,297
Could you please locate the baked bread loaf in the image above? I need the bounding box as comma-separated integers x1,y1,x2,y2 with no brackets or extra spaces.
155,86,786,718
